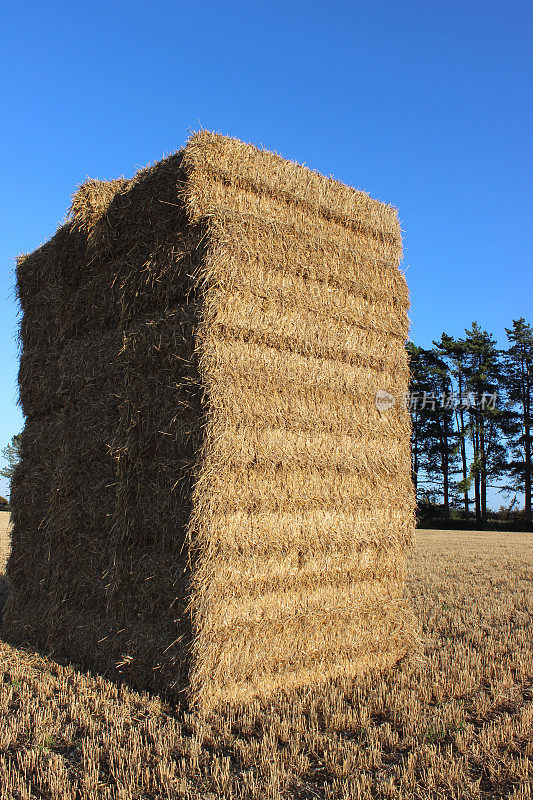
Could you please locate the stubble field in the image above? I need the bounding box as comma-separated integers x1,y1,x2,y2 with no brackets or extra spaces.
0,523,531,799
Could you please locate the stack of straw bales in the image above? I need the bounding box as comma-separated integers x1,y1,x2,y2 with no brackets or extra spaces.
5,132,415,708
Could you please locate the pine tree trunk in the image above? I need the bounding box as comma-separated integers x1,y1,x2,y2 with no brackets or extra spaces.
412,411,419,495
472,414,481,526
457,374,470,520
459,409,469,519
525,428,531,525
525,374,531,525
443,446,450,521
480,416,487,524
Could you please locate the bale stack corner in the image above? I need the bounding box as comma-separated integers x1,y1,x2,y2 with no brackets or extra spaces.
4,131,416,709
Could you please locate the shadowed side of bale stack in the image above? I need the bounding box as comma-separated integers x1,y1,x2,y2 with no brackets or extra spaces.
5,132,414,707
5,156,206,692
182,133,415,707
8,229,83,650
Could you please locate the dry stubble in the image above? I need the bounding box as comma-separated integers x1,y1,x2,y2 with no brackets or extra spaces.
0,528,531,799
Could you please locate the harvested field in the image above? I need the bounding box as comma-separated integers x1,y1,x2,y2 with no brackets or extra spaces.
0,528,532,799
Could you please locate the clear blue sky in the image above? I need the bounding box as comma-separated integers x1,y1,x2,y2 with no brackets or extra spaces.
1,1,532,506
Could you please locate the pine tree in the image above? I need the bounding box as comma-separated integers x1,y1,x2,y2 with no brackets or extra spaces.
406,342,431,499
420,348,459,521
407,343,459,518
461,324,508,524
503,318,533,525
0,433,21,485
433,333,471,519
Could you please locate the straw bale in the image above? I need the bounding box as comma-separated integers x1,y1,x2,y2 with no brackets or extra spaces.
5,131,415,709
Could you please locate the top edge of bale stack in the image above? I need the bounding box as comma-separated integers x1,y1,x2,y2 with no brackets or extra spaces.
5,130,415,710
